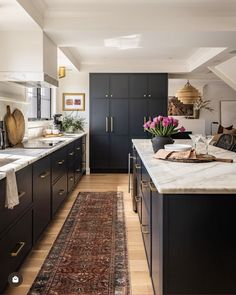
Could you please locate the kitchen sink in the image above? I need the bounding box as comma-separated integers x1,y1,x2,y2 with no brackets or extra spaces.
0,158,18,168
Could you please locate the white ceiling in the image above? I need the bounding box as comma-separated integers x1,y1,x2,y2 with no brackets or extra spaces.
4,0,236,73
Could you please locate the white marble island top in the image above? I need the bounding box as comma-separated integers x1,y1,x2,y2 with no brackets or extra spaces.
0,133,86,181
132,139,236,194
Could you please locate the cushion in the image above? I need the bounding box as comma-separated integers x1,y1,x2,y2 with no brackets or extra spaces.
217,124,233,134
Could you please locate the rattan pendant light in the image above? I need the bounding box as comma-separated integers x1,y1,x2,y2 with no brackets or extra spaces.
176,80,200,104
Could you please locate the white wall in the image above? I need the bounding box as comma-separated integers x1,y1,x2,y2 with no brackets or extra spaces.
57,70,90,172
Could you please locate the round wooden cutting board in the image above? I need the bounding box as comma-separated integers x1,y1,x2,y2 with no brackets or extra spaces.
4,105,25,146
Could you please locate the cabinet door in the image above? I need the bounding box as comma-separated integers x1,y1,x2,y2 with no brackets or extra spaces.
33,156,51,244
148,98,167,120
129,74,148,98
90,74,110,98
90,99,110,135
142,199,152,274
151,190,163,295
129,99,148,137
110,74,129,98
90,135,110,172
148,74,168,98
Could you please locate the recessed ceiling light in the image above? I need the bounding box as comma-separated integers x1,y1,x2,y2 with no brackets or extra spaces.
104,34,142,50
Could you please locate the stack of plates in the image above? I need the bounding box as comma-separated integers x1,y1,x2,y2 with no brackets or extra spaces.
164,144,192,152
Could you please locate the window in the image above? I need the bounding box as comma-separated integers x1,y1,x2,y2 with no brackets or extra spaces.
27,88,51,120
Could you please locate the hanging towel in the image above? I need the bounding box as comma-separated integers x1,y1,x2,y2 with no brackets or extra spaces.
3,168,19,209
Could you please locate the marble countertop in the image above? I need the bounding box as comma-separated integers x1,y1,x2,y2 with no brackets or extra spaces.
132,139,236,194
0,133,86,181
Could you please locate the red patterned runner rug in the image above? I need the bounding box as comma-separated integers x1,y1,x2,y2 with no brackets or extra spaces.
28,192,130,295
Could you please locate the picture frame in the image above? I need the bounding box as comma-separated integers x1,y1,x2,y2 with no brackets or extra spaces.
62,93,85,111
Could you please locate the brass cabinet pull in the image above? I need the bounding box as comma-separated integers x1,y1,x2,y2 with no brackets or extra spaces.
76,169,81,173
58,160,65,165
18,191,26,198
148,94,151,98
105,117,109,132
70,176,74,181
141,225,149,234
135,196,141,202
76,147,81,151
135,164,141,169
11,241,26,257
69,152,75,156
110,117,114,132
149,181,158,192
39,171,49,179
141,180,149,188
58,189,65,196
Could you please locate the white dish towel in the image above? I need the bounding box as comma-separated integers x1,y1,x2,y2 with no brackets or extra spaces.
3,168,19,209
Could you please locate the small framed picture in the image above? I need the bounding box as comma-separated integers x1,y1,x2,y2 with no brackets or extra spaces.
63,93,85,111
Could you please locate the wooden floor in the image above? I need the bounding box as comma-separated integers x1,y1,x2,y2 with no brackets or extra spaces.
6,174,153,295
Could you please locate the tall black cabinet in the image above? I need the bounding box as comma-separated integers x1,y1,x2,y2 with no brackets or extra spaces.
90,73,168,172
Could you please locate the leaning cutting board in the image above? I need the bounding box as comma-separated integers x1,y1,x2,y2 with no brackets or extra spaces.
4,105,25,146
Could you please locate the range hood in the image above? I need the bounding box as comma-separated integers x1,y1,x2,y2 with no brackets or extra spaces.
0,72,58,88
0,31,58,88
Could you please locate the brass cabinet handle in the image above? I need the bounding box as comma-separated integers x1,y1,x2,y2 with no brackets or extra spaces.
148,94,151,98
135,164,141,169
76,169,81,173
105,117,109,132
110,94,113,98
105,94,109,98
58,160,65,165
70,176,74,181
39,171,50,179
11,241,26,257
76,147,81,151
110,117,114,132
141,180,149,188
135,196,141,202
58,189,65,196
69,152,75,156
149,181,158,192
18,191,26,198
144,94,147,97
141,225,149,234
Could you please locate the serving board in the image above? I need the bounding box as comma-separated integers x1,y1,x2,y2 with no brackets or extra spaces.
5,105,25,146
165,154,233,163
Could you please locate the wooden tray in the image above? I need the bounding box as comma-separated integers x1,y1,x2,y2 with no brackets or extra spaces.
165,154,233,163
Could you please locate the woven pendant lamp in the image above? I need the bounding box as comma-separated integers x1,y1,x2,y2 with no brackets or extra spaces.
176,80,200,104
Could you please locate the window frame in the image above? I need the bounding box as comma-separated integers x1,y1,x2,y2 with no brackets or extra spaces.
28,88,52,121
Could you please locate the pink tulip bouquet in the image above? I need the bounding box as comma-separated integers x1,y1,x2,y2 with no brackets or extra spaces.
143,116,185,137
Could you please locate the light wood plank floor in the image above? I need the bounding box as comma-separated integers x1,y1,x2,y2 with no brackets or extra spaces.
6,174,153,295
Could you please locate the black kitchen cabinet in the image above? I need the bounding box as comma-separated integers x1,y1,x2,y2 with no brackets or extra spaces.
33,156,51,244
52,174,67,216
0,165,33,234
52,146,67,183
90,73,168,172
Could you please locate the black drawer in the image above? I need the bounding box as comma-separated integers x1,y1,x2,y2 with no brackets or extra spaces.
0,165,33,234
74,138,82,159
67,142,75,167
33,156,51,244
74,157,82,183
52,147,67,183
0,209,33,292
142,199,151,274
52,174,67,216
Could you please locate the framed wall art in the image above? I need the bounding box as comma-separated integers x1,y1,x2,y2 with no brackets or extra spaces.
63,93,85,111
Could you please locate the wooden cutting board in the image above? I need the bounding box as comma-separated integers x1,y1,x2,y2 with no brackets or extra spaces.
4,106,25,146
165,154,233,163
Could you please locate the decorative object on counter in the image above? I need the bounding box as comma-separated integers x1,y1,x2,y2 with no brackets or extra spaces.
61,114,86,133
189,133,201,152
176,80,201,104
53,113,63,130
4,106,25,146
168,96,193,116
154,149,233,163
58,66,66,79
63,93,85,111
193,98,214,119
143,116,185,152
29,191,130,295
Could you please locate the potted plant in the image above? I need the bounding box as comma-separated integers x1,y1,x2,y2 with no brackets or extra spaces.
143,116,185,152
193,98,214,119
61,116,86,133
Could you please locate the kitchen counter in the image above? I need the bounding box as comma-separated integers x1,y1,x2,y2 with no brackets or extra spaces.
0,133,86,180
132,139,236,194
